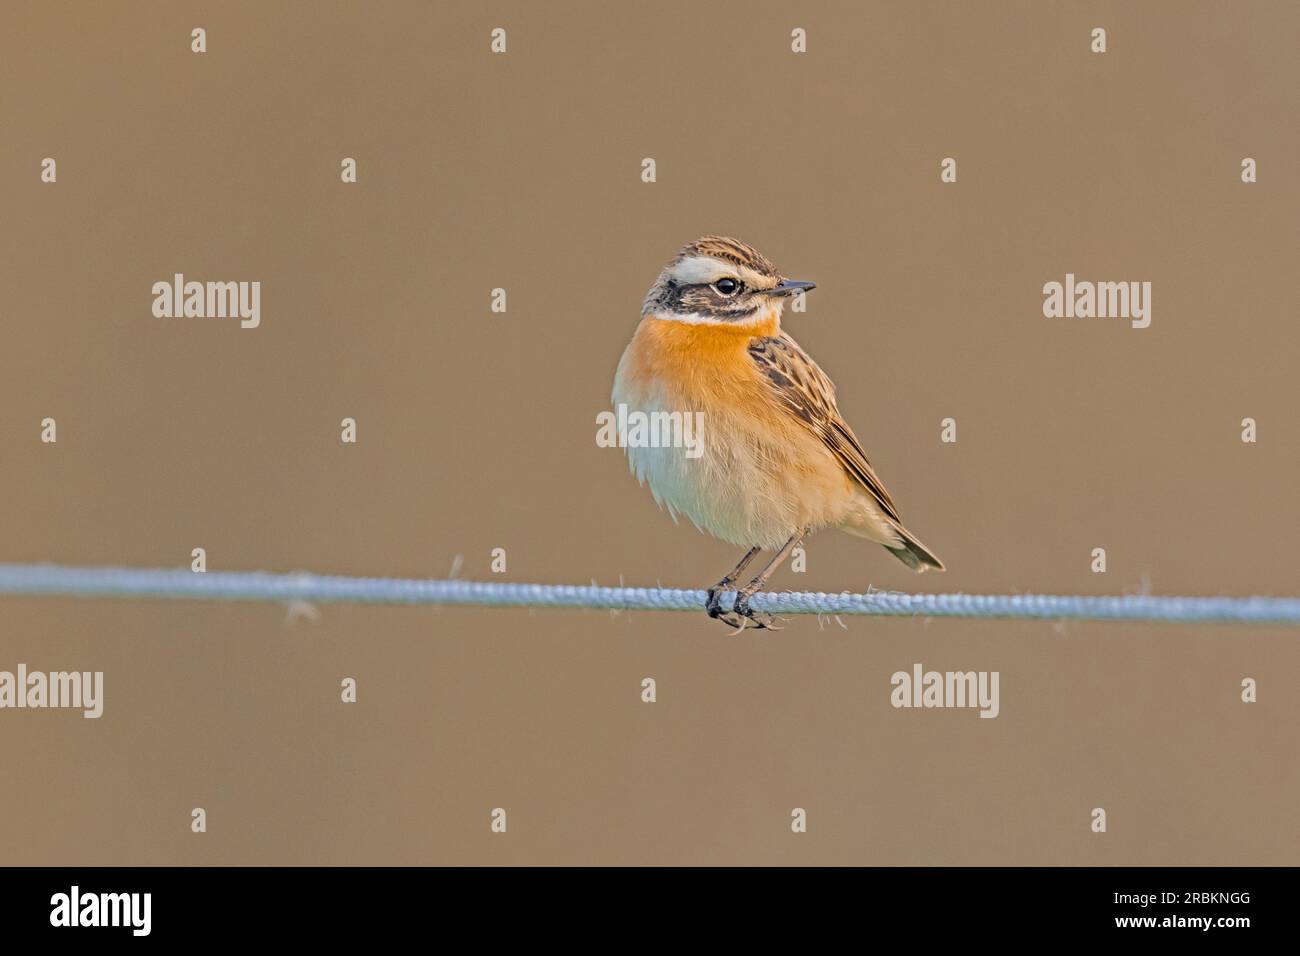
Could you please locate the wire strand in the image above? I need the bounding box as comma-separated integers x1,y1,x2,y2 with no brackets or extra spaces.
1,563,1297,624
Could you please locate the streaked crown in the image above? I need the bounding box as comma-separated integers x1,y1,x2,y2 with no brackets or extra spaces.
677,236,779,279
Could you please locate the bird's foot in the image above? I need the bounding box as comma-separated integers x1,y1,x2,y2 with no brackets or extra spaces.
705,581,733,619
709,590,781,631
713,611,749,631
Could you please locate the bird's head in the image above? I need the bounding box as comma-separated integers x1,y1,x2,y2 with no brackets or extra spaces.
641,236,816,326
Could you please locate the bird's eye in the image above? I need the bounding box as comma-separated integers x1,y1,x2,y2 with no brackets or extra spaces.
714,278,741,295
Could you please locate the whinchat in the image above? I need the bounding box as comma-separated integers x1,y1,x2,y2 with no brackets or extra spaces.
612,236,944,629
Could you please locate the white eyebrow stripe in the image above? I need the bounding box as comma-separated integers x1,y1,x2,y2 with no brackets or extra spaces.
668,256,777,290
669,256,734,285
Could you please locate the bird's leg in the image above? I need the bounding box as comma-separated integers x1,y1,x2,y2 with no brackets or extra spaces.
706,546,762,619
727,527,810,630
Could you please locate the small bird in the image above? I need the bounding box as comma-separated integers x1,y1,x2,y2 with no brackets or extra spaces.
612,236,944,629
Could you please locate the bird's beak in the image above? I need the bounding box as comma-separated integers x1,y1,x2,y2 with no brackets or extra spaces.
771,279,816,297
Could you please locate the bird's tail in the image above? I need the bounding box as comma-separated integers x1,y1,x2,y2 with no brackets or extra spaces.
883,523,945,572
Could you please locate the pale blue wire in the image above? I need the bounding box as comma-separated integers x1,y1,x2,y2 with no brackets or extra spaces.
0,563,1298,624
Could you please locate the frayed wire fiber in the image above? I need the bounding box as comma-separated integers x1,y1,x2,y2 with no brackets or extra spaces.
1,564,1299,625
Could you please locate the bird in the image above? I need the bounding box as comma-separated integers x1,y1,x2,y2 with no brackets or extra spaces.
612,236,943,629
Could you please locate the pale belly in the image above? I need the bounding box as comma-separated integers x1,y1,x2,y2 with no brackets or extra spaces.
612,367,858,549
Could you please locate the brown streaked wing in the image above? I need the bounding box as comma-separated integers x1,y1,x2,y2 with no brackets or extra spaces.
748,333,902,523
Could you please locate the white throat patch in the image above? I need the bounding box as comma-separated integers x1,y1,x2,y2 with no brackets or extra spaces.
651,304,783,328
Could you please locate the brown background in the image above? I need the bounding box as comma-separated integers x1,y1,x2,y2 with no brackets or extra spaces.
2,1,1297,865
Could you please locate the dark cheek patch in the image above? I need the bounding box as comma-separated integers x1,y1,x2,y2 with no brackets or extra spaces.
723,303,761,321
718,293,760,321
703,288,759,319
661,284,761,322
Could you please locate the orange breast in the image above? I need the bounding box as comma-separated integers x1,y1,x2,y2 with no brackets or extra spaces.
612,312,861,547
620,314,779,406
